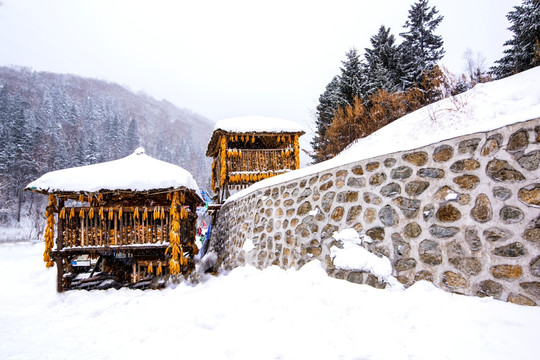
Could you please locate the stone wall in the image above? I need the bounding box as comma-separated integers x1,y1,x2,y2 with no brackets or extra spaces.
208,118,540,306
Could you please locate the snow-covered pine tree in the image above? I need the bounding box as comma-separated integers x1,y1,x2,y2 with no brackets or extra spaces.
311,76,343,163
491,0,540,79
126,118,140,154
339,48,367,105
364,25,400,95
399,0,444,89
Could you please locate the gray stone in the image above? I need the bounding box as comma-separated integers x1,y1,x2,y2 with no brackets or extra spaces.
507,293,537,306
493,186,512,201
423,204,435,221
379,205,399,227
405,180,430,196
298,188,312,202
321,224,339,239
369,173,387,186
392,233,410,256
366,227,385,242
458,138,481,154
507,129,529,152
486,159,526,182
429,225,459,238
470,193,493,223
391,166,413,180
449,257,482,275
380,182,401,197
517,151,540,170
500,205,524,223
493,242,527,257
395,258,417,271
404,222,422,239
520,282,540,299
483,227,513,242
477,280,503,298
417,168,445,179
366,274,387,289
419,240,442,265
393,197,421,219
347,177,365,188
530,256,540,277
433,145,454,162
384,158,396,167
465,226,482,251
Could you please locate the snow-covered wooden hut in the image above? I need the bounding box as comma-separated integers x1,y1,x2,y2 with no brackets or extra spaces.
206,116,305,203
25,148,203,291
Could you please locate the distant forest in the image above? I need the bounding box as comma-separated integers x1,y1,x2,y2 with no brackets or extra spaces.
0,66,213,225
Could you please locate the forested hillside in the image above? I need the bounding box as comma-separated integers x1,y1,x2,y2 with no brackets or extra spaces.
0,66,213,224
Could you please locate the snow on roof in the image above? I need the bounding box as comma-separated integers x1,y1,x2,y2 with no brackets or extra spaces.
26,148,201,197
213,116,305,134
225,66,540,203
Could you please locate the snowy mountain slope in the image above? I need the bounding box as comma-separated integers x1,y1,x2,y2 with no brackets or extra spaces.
227,67,540,203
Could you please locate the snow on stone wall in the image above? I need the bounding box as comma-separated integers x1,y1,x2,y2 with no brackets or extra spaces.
208,117,540,306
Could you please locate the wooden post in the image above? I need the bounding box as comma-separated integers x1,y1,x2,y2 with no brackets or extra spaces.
56,256,65,292
57,198,64,251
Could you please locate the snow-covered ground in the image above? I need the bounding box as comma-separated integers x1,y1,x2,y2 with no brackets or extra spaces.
1,241,539,360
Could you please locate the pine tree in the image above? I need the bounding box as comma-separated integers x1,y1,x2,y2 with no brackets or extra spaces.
311,76,342,163
126,118,140,154
491,0,540,79
399,0,445,89
364,25,400,95
339,48,367,104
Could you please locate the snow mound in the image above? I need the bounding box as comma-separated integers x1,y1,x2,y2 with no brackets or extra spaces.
26,148,201,196
331,228,403,290
214,115,305,133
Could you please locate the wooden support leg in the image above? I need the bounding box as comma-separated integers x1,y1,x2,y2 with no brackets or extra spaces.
56,257,65,293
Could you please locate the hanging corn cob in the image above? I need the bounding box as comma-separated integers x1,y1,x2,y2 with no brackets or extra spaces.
220,135,227,187
294,134,300,169
167,192,183,275
43,194,56,268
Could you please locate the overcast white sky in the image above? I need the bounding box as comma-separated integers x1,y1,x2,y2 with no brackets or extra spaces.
0,0,521,131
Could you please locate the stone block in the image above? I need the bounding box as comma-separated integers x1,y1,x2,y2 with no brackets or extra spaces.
391,166,413,180
436,204,461,222
507,129,529,152
449,257,482,275
395,258,417,271
500,205,524,223
443,271,468,289
450,159,480,173
491,264,523,279
369,172,387,186
477,280,503,298
453,174,480,190
418,167,445,179
405,180,430,196
493,242,527,257
419,240,442,265
403,151,428,166
404,222,422,239
518,184,540,207
458,138,481,154
429,224,459,238
486,159,526,182
481,134,502,156
433,144,454,162
493,186,512,201
380,182,401,197
507,293,536,306
366,162,380,171
470,193,493,223
520,282,540,299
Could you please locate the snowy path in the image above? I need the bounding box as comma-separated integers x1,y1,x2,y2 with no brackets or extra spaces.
1,242,539,360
